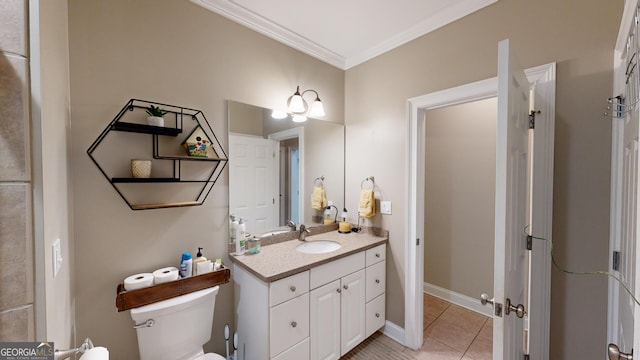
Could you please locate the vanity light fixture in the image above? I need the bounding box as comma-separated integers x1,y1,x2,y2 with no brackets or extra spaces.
287,85,326,118
271,110,288,119
292,114,307,123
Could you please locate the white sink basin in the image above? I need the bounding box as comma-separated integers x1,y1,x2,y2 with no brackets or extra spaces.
296,240,341,254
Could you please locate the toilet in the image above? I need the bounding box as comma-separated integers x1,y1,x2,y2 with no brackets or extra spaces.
130,286,226,360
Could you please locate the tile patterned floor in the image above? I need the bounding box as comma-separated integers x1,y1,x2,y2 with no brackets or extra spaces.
344,294,492,360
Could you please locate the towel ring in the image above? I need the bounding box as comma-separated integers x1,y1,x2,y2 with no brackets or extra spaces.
361,176,375,190
315,176,325,188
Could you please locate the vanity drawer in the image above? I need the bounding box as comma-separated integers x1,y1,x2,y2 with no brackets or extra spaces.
270,293,310,358
365,261,386,302
365,294,386,338
271,337,309,360
310,251,365,289
270,270,310,306
365,244,386,266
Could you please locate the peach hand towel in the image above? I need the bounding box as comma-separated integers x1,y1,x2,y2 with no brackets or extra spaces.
358,189,375,217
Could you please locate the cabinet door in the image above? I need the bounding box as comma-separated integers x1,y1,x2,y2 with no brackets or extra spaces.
272,338,309,360
365,261,386,302
310,280,341,360
340,269,366,356
270,293,309,358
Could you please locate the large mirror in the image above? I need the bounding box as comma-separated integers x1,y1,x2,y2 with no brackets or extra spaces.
227,100,345,237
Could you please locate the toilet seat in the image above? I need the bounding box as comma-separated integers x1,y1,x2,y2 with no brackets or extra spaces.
193,353,226,360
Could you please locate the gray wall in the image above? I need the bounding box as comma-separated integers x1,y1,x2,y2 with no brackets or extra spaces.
424,98,496,300
0,0,34,342
344,0,622,358
68,1,344,358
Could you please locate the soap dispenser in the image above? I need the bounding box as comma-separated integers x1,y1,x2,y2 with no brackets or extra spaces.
339,208,351,233
193,247,208,275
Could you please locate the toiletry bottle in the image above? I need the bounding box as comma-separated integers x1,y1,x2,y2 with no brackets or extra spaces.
193,247,208,275
324,202,333,225
229,214,238,244
179,252,193,278
237,218,247,255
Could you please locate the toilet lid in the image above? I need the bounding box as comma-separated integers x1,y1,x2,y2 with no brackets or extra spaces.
193,353,226,360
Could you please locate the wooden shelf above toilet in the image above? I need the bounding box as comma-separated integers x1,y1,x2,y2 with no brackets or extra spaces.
115,267,231,312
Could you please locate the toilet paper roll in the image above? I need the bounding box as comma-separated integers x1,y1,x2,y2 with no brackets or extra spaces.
124,273,154,291
79,346,109,360
153,266,179,284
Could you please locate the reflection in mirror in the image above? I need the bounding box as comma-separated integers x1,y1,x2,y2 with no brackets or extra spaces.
227,101,345,238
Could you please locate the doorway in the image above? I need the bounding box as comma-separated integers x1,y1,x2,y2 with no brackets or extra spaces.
405,63,556,359
423,98,497,317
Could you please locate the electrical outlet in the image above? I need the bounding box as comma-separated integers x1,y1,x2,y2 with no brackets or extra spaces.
381,201,392,215
52,238,63,278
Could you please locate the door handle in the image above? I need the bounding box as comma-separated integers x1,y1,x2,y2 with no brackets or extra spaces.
608,343,633,360
480,293,503,317
480,293,494,306
505,298,526,318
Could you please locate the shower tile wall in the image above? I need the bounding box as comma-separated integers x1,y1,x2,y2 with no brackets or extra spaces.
0,0,34,341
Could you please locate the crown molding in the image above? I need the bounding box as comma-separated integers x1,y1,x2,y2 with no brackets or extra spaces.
192,0,498,70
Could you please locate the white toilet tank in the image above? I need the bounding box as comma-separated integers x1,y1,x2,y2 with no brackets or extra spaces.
130,286,220,360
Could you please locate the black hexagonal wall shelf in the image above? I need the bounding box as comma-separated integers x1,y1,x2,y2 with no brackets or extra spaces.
87,99,228,210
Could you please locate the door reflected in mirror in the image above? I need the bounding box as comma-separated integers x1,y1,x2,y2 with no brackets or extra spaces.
227,101,345,238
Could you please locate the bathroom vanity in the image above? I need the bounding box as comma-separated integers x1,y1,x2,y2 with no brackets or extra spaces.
231,227,387,360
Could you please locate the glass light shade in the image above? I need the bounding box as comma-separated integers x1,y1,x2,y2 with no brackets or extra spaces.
288,95,306,113
292,114,307,122
309,99,325,117
271,110,288,119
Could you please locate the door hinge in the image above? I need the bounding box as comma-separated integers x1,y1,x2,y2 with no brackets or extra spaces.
613,251,621,271
416,238,420,246
526,235,533,251
529,110,540,129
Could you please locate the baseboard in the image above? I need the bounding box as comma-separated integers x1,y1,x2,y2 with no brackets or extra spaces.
423,282,492,317
381,320,405,345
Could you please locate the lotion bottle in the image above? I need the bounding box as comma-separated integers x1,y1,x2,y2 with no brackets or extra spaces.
179,252,193,278
236,218,246,255
229,214,238,244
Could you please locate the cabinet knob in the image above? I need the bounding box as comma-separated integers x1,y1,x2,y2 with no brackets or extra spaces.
375,313,380,318
375,279,380,284
291,321,297,328
290,285,296,292
337,288,341,293
375,253,381,258
343,284,349,290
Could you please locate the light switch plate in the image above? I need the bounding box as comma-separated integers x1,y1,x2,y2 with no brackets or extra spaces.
52,238,63,278
381,201,392,215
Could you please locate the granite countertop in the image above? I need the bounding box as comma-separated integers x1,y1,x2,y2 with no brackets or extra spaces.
230,226,388,282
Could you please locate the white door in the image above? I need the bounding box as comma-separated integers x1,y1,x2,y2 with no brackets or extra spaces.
613,85,639,359
310,280,341,360
608,3,640,358
340,269,366,356
493,39,530,359
229,134,279,233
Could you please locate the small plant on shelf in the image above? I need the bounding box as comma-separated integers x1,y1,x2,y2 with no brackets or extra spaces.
145,105,168,127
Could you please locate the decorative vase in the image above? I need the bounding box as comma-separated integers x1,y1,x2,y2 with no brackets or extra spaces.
147,116,164,127
131,159,152,178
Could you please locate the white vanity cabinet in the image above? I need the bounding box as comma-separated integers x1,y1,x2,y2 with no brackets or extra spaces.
309,252,366,359
234,267,310,360
364,244,386,337
233,241,386,360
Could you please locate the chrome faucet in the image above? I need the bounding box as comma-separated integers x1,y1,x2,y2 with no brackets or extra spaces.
286,220,297,231
299,224,311,241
